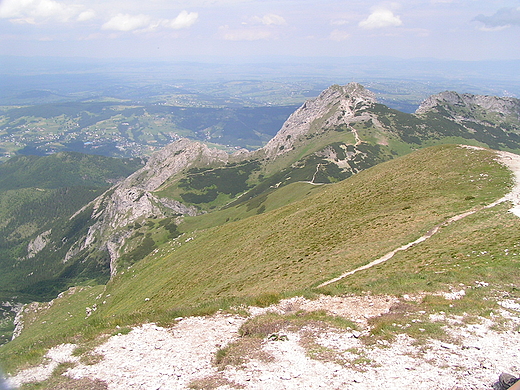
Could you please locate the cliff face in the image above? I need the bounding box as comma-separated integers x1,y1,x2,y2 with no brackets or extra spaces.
99,139,230,231
124,139,231,192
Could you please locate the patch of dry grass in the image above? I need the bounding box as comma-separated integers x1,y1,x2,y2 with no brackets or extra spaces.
214,310,358,372
188,374,245,389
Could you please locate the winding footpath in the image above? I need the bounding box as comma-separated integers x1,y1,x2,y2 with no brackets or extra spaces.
318,147,520,288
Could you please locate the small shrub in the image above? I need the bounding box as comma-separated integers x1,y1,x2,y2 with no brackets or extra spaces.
239,314,288,338
110,326,132,336
79,352,104,366
214,338,272,370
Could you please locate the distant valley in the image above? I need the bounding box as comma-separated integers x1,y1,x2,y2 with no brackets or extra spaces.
0,103,298,161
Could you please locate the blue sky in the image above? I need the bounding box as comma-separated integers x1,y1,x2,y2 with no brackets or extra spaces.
0,0,519,61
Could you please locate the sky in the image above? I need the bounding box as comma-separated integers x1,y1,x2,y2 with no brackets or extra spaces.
0,0,520,61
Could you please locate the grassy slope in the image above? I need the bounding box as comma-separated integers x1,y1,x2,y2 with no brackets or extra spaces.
179,181,325,232
102,145,511,313
1,144,516,373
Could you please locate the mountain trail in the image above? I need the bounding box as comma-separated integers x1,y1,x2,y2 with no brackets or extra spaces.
318,146,520,288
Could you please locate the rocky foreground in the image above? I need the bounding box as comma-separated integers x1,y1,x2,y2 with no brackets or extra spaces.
7,294,520,390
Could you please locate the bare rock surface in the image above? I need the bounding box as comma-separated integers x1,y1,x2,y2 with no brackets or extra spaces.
416,91,520,117
8,294,520,390
7,344,79,388
67,316,245,389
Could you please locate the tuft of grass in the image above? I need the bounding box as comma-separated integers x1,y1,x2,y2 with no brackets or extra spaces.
20,377,108,390
188,374,245,389
110,326,132,336
78,352,104,366
250,293,282,308
51,362,77,377
239,313,290,338
214,338,272,371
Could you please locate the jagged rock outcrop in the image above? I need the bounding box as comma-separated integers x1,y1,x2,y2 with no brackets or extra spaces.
416,91,520,118
124,139,231,192
262,83,376,158
65,139,233,275
26,229,52,259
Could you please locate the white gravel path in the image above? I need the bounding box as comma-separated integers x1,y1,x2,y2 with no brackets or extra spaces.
319,147,520,288
494,149,520,217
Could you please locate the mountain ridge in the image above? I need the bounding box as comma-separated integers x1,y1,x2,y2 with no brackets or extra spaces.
2,78,520,388
416,90,520,117
3,143,519,390
5,82,520,291
261,83,377,159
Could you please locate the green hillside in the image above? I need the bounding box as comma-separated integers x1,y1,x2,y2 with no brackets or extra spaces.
2,85,520,380
2,145,517,374
102,145,514,311
0,153,143,300
6,85,514,293
0,152,143,190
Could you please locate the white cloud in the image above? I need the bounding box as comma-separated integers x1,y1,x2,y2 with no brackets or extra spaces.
219,25,274,40
329,30,350,41
102,10,198,32
359,7,402,29
162,10,198,29
252,13,286,26
0,0,77,23
102,13,152,32
77,9,96,22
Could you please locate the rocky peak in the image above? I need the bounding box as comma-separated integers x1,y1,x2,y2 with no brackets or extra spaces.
125,138,230,192
416,91,520,117
66,138,233,276
261,83,377,158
